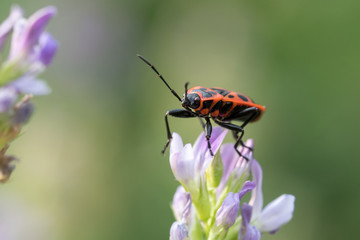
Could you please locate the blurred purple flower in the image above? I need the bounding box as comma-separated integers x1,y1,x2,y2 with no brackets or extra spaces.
9,6,57,62
0,88,17,113
37,32,58,66
0,5,23,51
8,75,50,95
12,95,34,125
0,5,57,183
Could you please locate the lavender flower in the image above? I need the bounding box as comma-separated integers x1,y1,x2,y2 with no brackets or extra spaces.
172,185,192,223
168,128,295,239
240,159,295,238
170,221,189,240
0,5,57,182
215,181,255,230
169,128,227,199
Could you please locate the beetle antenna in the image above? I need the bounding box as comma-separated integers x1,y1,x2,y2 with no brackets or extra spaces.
137,54,182,102
184,82,190,102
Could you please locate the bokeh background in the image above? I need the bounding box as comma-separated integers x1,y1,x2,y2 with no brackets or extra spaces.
0,0,359,239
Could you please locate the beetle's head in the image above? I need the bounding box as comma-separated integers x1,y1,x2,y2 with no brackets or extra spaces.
182,93,200,109
181,82,200,110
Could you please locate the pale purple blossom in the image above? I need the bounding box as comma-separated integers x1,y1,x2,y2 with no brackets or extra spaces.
171,186,192,223
169,127,227,195
215,181,255,230
238,159,295,239
170,221,189,240
168,129,295,239
217,139,254,196
239,203,261,240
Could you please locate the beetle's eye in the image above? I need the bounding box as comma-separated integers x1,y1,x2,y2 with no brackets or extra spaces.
192,97,200,108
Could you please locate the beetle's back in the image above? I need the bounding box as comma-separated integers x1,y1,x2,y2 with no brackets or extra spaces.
188,86,265,122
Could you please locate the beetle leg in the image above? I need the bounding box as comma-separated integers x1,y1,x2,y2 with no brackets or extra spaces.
232,131,254,152
214,120,250,160
163,109,197,154
214,108,258,161
204,117,214,156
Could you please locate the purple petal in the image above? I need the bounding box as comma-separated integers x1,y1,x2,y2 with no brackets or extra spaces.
193,127,227,158
197,127,228,175
238,181,256,200
241,203,252,225
240,139,254,161
256,194,295,232
0,88,17,113
0,5,23,51
172,144,196,186
217,143,238,194
23,6,57,53
215,192,240,229
238,203,261,240
170,221,189,240
8,76,50,95
38,32,57,66
248,159,263,221
170,132,184,156
217,140,253,196
242,224,261,240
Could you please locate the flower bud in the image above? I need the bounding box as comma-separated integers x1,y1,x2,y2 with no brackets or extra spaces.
170,221,189,240
12,95,34,125
206,151,223,189
171,186,191,222
215,192,240,230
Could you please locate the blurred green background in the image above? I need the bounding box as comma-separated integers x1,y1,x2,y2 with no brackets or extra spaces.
0,0,359,239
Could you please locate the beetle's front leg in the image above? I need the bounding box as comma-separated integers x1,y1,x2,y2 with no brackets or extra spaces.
204,117,214,156
162,109,197,154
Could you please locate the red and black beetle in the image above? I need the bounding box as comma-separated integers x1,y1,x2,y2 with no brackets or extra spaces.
138,55,265,160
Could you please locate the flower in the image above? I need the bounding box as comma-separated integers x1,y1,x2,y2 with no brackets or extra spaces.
0,5,57,183
217,139,254,197
168,129,295,239
238,160,295,239
238,203,261,240
169,127,227,198
215,181,255,230
170,221,189,240
171,185,192,223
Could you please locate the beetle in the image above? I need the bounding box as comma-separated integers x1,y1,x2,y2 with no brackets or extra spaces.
137,54,265,160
